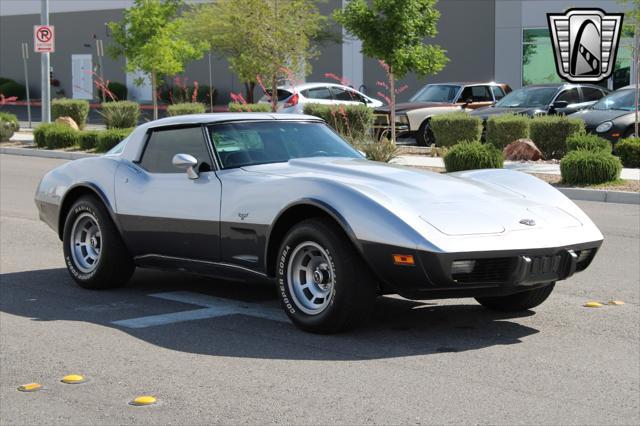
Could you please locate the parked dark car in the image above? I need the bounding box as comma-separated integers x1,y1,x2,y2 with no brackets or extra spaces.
374,82,512,145
470,83,610,120
570,85,639,143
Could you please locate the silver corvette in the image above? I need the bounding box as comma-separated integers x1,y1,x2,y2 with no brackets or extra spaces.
35,113,603,333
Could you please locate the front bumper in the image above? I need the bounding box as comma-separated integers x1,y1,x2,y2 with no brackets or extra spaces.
361,240,602,299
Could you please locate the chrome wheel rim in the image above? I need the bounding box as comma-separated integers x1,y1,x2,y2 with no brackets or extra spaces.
70,212,102,273
287,241,335,315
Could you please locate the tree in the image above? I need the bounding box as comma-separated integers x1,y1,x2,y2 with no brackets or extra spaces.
335,0,448,143
180,0,325,109
620,0,640,136
108,0,206,120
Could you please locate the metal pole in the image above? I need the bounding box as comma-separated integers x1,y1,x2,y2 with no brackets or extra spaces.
208,52,214,112
635,19,639,137
41,0,51,123
22,42,32,128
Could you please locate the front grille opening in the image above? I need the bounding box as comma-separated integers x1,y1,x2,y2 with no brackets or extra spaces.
451,257,515,284
575,248,596,271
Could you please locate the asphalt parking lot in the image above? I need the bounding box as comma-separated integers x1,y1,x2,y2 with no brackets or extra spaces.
1,153,639,425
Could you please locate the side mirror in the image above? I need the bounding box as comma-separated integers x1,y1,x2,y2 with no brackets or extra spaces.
172,153,199,179
552,100,569,110
461,98,473,108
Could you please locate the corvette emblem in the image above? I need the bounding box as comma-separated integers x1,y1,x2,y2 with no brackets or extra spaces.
547,8,623,82
519,219,536,226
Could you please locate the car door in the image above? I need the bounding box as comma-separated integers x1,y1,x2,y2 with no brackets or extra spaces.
457,86,495,109
114,125,222,261
550,87,581,114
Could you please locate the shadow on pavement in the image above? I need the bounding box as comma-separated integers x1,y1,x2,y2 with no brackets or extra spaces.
0,267,539,361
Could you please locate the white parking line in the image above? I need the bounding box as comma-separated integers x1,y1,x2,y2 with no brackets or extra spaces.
111,291,289,329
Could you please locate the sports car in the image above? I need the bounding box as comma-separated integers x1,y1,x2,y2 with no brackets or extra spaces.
35,113,603,333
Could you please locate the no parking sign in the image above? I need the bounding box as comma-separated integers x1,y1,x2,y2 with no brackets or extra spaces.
34,25,55,53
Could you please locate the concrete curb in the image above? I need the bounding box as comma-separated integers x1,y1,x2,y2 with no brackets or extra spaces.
2,147,639,205
0,146,98,160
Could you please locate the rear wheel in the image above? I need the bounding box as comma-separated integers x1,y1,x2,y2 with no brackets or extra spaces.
62,196,134,289
276,218,377,333
415,119,434,146
475,283,555,311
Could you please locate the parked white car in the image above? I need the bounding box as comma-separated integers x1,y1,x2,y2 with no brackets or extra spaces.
258,82,383,113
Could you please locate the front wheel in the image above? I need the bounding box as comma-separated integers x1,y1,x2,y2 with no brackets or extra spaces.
415,119,434,146
475,283,555,311
276,218,377,333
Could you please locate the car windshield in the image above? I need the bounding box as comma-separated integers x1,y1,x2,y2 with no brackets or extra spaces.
410,85,460,103
495,87,558,108
209,121,362,169
592,89,637,111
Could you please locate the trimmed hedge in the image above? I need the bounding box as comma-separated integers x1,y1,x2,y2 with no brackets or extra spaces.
566,133,611,153
430,112,482,147
100,101,140,128
0,112,19,142
51,98,90,129
0,79,26,99
228,102,272,113
444,141,504,172
78,130,101,150
486,114,530,148
615,137,640,168
529,115,584,159
33,123,79,149
96,128,133,152
303,103,374,140
167,102,206,116
561,150,622,185
98,81,128,101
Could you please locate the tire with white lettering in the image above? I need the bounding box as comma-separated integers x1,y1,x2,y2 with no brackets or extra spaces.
276,218,377,333
62,196,134,289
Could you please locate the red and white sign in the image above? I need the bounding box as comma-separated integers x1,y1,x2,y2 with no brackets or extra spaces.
34,25,55,53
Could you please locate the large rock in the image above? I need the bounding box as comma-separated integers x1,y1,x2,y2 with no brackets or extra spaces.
503,138,543,161
55,116,79,131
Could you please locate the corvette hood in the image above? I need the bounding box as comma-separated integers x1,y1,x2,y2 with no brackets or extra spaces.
245,158,582,236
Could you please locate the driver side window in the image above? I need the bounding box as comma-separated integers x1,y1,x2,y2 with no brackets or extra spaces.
139,127,212,173
556,89,580,104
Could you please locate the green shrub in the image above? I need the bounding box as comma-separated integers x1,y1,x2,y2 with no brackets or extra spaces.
167,102,206,116
0,112,19,142
430,112,482,147
96,128,133,152
561,150,622,185
302,103,374,140
51,98,90,129
228,102,272,113
444,141,504,172
98,81,128,101
160,84,216,105
566,133,611,153
78,130,101,150
99,101,140,128
615,137,640,168
0,80,26,99
486,114,530,148
529,115,584,159
349,137,399,163
0,77,14,85
33,123,79,149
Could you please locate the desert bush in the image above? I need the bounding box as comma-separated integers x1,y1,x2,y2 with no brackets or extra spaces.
0,112,19,142
303,103,374,140
98,81,128,101
96,128,133,152
486,114,530,148
78,130,101,150
615,137,640,168
167,102,206,116
349,137,399,163
430,112,482,147
560,150,622,185
51,98,90,129
529,115,584,159
33,123,79,149
566,133,611,153
228,103,273,113
100,101,140,128
444,141,504,172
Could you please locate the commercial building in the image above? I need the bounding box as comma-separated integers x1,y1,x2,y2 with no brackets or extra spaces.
0,0,633,105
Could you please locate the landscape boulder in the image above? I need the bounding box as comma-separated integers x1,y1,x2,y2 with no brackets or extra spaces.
503,138,543,161
55,116,79,131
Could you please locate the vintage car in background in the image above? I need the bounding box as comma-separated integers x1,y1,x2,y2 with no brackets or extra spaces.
374,82,512,145
570,85,639,142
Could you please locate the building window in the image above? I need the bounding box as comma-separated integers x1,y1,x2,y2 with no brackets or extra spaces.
522,28,633,89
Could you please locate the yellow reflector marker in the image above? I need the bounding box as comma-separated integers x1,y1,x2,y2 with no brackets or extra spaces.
130,395,157,406
61,374,85,384
584,301,603,308
393,254,415,266
18,383,43,392
608,300,625,306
